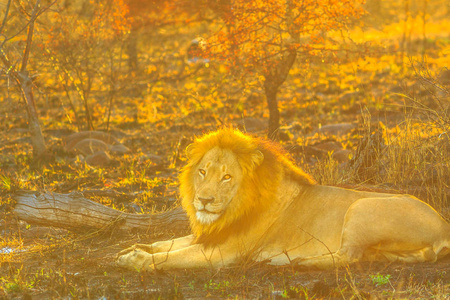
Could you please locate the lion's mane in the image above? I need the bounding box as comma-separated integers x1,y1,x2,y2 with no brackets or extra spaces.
179,129,315,245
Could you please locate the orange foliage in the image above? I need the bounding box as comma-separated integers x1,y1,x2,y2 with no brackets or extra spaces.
44,0,130,51
206,0,365,74
125,0,202,29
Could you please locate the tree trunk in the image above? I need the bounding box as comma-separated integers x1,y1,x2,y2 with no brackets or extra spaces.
0,51,47,160
263,49,297,140
19,71,47,158
13,191,190,234
20,0,47,158
0,0,47,159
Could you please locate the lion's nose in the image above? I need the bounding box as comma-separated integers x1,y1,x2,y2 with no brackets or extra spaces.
198,196,215,205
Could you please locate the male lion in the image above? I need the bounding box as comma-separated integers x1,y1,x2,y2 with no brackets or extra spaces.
117,129,450,270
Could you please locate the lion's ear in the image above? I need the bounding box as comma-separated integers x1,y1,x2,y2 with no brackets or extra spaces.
185,143,194,160
251,150,264,168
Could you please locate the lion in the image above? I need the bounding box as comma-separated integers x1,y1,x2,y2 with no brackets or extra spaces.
117,129,450,270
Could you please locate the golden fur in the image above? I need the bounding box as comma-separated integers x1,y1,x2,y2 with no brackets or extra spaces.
117,129,450,271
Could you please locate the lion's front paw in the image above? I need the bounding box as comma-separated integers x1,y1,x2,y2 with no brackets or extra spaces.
291,256,323,270
116,249,154,271
116,243,157,258
291,256,305,265
116,245,138,257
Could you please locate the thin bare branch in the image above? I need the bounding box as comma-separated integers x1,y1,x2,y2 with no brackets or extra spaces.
0,0,57,48
0,0,12,36
20,0,41,72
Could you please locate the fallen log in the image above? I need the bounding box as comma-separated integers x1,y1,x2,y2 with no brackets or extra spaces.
13,190,189,234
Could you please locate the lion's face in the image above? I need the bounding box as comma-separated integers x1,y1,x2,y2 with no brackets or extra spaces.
192,147,243,224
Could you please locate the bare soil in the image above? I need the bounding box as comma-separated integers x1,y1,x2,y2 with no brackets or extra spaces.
2,209,450,299
1,119,449,299
1,66,449,299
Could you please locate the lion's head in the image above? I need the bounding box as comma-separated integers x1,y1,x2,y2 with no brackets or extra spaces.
180,129,315,245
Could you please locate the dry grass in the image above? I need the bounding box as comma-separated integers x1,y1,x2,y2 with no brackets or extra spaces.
1,6,450,299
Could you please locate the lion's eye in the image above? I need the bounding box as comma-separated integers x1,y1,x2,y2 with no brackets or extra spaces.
199,169,206,176
222,174,231,181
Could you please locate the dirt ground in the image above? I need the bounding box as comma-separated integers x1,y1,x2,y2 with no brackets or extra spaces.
1,56,450,299
2,1,450,298
1,118,449,299
1,210,450,299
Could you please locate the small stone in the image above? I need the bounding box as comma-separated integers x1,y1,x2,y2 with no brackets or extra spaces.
85,150,111,167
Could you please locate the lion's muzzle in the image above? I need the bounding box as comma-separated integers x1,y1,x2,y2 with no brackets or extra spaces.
198,196,215,206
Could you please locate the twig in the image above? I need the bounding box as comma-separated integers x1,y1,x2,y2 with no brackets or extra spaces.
0,0,11,36
0,0,57,49
20,0,41,72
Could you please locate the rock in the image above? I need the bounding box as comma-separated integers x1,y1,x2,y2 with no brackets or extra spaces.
311,141,343,152
65,131,120,152
304,146,328,159
313,123,356,137
72,139,109,155
332,149,352,163
302,141,351,162
110,143,130,154
106,129,129,139
44,129,75,138
65,131,130,159
85,150,111,167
